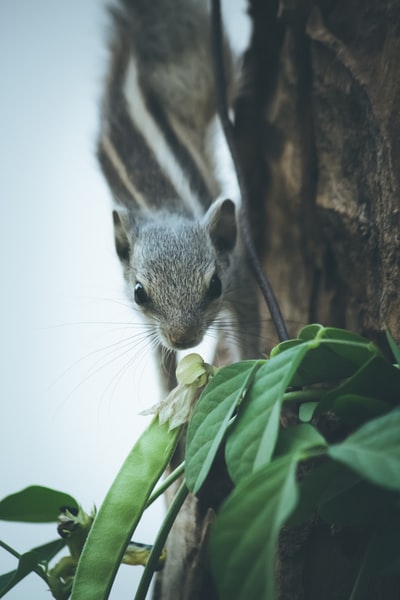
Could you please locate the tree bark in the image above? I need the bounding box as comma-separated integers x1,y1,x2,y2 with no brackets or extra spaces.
248,0,400,348
154,1,400,597
238,1,400,598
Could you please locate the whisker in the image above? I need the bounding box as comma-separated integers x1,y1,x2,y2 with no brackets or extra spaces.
98,336,157,412
56,293,134,312
38,319,147,331
46,327,154,393
50,327,159,417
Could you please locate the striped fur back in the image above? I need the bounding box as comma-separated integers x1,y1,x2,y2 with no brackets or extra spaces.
97,2,225,219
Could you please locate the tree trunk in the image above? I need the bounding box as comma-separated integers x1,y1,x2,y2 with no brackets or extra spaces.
250,0,400,347
154,1,400,597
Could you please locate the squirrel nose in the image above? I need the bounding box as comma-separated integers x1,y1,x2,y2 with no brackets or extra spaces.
165,326,202,350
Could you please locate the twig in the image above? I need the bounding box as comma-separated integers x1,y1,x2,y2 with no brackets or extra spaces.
145,462,185,507
210,0,288,342
134,481,189,600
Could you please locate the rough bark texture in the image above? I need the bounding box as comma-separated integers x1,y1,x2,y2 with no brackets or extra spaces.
154,1,400,598
247,0,400,350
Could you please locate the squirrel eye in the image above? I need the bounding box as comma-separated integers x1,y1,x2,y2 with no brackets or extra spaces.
207,273,222,300
134,282,148,305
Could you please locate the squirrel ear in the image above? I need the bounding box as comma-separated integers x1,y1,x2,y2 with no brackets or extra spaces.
113,210,131,264
205,198,237,252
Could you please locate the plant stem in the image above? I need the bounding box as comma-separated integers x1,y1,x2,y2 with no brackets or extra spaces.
145,462,185,508
0,540,20,560
134,481,189,600
283,389,327,403
0,539,49,584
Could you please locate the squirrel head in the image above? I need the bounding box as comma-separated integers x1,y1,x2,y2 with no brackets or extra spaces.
113,199,237,350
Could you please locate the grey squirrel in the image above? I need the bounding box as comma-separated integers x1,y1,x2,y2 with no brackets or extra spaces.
97,0,259,377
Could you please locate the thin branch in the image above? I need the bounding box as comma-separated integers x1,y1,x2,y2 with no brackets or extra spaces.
210,0,289,342
0,540,20,560
0,539,49,585
134,481,189,600
145,462,185,508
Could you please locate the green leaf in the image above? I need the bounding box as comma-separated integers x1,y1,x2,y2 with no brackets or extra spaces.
210,455,298,600
312,326,372,345
333,394,392,426
273,326,380,387
297,323,324,340
328,408,400,491
225,346,309,483
287,460,342,527
318,355,400,418
185,361,261,493
0,572,16,595
0,486,78,523
318,467,397,525
30,538,66,564
274,424,327,458
227,328,381,485
269,338,304,357
299,402,318,422
386,330,400,366
0,538,65,597
0,551,42,597
71,417,181,600
292,342,378,387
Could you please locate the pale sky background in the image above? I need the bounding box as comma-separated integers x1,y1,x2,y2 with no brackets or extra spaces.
0,1,250,598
